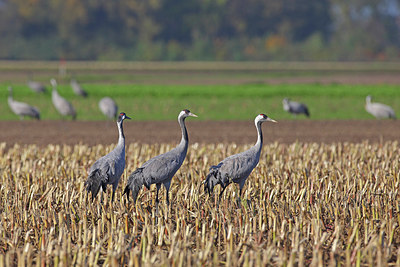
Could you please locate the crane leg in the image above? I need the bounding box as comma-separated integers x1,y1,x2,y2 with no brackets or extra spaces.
163,182,171,206
218,186,226,202
155,183,161,216
166,190,170,206
155,183,161,204
111,183,118,202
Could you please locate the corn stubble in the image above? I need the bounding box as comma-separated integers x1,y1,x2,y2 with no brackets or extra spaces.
0,141,399,266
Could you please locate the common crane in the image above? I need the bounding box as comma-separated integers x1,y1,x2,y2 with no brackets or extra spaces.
124,109,197,206
70,79,88,97
204,114,276,202
27,79,46,94
99,97,118,120
85,112,131,202
7,86,40,120
365,95,396,119
51,79,77,120
282,98,310,117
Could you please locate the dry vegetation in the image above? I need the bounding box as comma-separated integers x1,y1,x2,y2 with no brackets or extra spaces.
0,141,399,266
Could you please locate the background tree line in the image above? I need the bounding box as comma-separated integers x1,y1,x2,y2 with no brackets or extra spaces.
0,0,399,61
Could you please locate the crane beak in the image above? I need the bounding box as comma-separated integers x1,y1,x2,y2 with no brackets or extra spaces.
189,112,198,118
267,117,277,123
125,116,132,120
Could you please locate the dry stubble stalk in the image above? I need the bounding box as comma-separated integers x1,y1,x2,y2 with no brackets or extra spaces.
0,141,399,266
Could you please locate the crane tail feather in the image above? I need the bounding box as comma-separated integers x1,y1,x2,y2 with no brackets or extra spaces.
204,166,222,195
124,168,144,204
85,169,103,201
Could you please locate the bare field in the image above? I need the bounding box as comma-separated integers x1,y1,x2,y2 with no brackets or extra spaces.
0,120,399,148
1,141,399,265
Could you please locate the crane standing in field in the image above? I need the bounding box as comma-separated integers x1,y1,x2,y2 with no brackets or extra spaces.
204,114,276,203
124,109,198,207
7,86,40,120
51,79,77,120
365,95,396,119
99,97,118,119
27,79,47,94
85,112,131,202
282,98,310,117
70,79,88,97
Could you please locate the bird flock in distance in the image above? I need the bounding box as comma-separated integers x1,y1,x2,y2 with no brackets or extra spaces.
8,78,118,120
6,78,397,121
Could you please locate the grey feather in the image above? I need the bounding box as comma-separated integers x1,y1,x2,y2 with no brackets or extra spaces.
51,79,77,120
282,98,309,117
365,95,396,119
124,109,197,205
85,112,131,202
204,114,276,200
8,86,40,120
99,97,118,119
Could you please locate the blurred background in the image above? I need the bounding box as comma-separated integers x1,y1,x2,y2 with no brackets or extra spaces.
0,0,399,147
1,0,400,61
1,0,399,126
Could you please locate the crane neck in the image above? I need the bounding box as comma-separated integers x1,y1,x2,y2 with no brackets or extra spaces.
117,119,125,147
255,121,263,149
178,116,189,145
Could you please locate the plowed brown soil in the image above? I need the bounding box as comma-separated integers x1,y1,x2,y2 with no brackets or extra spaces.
1,120,399,148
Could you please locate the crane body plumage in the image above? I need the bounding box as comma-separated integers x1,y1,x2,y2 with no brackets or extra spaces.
99,97,118,119
51,79,77,120
8,87,40,120
27,80,46,93
124,109,197,205
365,95,396,119
204,114,276,200
85,112,131,201
282,98,309,117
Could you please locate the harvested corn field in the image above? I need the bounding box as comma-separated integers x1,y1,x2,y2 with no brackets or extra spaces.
0,141,399,265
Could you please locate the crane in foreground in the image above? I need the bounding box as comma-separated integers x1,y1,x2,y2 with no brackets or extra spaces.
282,98,310,117
70,79,88,97
124,109,198,207
27,79,47,94
51,79,77,120
99,97,118,119
204,114,276,203
365,95,396,119
7,86,40,120
85,112,131,202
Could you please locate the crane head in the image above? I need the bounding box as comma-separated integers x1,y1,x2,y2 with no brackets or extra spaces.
256,113,277,124
118,112,131,122
180,109,198,119
50,79,57,87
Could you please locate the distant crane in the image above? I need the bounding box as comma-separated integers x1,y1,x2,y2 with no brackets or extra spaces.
99,97,118,120
365,95,396,119
85,112,131,202
70,79,88,98
204,114,276,202
282,98,310,117
7,86,40,120
124,109,198,207
27,79,47,94
51,79,77,120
